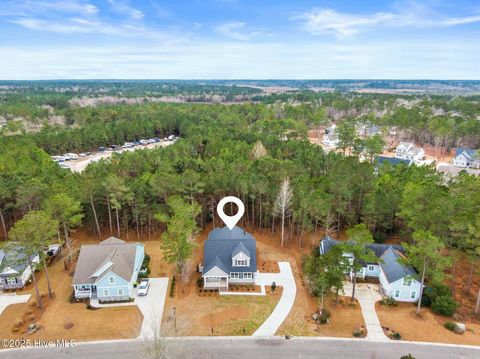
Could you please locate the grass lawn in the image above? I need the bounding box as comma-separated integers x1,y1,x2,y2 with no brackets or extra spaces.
376,302,480,345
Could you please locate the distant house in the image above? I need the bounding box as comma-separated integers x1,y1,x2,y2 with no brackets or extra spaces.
0,248,40,290
72,237,144,302
319,236,422,302
323,125,340,148
437,164,480,178
452,147,480,169
200,226,257,291
375,156,412,167
357,123,380,137
395,142,425,162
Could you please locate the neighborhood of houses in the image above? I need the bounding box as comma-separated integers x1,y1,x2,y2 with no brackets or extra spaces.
322,123,480,176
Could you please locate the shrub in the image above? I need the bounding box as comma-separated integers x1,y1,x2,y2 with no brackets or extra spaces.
170,275,176,297
421,283,451,307
380,297,397,307
444,321,456,332
352,329,362,337
432,295,458,316
400,354,416,359
196,277,203,288
271,281,277,292
318,308,331,324
390,331,401,340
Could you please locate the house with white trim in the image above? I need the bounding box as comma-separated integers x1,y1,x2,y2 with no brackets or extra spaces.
0,248,40,290
200,226,257,291
319,236,422,302
323,125,340,148
72,237,144,302
452,147,480,169
395,142,425,162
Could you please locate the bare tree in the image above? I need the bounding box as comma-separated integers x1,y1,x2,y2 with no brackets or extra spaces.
272,178,293,246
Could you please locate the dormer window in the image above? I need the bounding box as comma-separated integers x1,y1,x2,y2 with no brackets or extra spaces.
235,259,248,267
109,276,115,284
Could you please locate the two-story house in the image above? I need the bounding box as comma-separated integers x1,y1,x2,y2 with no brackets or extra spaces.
72,237,145,302
323,125,340,148
395,142,425,162
200,226,257,291
319,236,422,302
452,147,480,169
0,248,40,290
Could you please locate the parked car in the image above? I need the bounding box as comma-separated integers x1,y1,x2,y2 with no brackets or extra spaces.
78,152,88,157
59,162,70,169
64,153,79,160
137,279,150,296
133,141,140,146
152,137,160,142
139,139,149,145
43,244,61,257
168,135,175,141
98,146,106,152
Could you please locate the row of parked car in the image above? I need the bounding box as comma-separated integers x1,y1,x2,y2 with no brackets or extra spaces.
51,135,178,168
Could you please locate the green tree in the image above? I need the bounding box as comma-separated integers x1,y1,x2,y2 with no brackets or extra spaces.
340,224,377,302
7,210,58,305
155,196,201,283
43,193,83,267
401,230,449,315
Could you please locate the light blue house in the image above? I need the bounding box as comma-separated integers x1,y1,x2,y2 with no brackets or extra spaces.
320,236,422,303
72,237,144,302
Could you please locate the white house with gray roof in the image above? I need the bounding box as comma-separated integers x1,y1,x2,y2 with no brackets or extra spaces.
320,236,422,302
0,248,40,290
72,237,144,302
200,226,257,291
395,142,425,162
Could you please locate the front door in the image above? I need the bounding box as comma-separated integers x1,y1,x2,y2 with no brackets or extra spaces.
91,285,97,299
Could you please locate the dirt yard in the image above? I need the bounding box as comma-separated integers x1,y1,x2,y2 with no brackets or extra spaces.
377,302,480,345
0,233,143,342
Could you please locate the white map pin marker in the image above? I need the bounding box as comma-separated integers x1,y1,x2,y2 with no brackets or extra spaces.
217,196,245,230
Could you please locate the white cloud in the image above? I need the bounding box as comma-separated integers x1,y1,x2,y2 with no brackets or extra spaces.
215,21,268,41
294,6,480,38
106,0,144,20
0,0,98,17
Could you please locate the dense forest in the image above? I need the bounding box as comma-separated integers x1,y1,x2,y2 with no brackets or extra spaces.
1,82,479,313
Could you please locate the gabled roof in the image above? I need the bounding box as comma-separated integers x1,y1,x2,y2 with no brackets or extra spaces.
396,142,413,151
380,247,417,283
232,242,250,258
455,147,477,159
72,237,142,285
203,226,257,275
375,156,412,167
319,237,416,280
0,247,35,277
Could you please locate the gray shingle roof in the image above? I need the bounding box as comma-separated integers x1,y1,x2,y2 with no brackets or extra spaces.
319,236,416,282
72,237,141,285
203,226,256,275
0,247,33,277
380,247,417,283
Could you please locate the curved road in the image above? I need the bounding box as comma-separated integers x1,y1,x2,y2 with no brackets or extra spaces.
1,338,479,359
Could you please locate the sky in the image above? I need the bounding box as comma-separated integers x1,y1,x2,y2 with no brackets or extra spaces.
0,0,479,79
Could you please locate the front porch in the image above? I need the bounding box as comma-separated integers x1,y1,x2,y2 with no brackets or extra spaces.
73,284,97,299
203,276,229,291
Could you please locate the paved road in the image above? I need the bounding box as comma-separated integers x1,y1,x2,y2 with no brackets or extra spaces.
1,338,479,359
253,262,296,337
68,140,174,173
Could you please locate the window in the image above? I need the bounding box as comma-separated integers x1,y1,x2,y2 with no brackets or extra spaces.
230,272,239,279
235,259,248,267
410,290,417,299
368,265,375,271
118,288,124,296
402,277,412,287
243,273,252,279
109,276,115,284
103,289,109,296
394,290,400,298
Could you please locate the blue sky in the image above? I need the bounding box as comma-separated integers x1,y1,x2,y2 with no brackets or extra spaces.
0,0,479,79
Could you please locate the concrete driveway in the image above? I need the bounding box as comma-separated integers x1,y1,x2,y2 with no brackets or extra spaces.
0,292,31,315
90,278,169,340
252,262,296,337
343,282,388,341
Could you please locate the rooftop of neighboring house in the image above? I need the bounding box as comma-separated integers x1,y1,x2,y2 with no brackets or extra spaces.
319,236,417,283
375,156,412,167
455,147,479,160
203,226,257,275
0,247,34,277
438,165,480,177
72,237,143,285
396,142,414,152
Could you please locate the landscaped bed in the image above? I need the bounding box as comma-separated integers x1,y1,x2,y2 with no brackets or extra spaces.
376,302,480,345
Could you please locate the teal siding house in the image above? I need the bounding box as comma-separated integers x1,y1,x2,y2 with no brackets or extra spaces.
72,237,144,302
